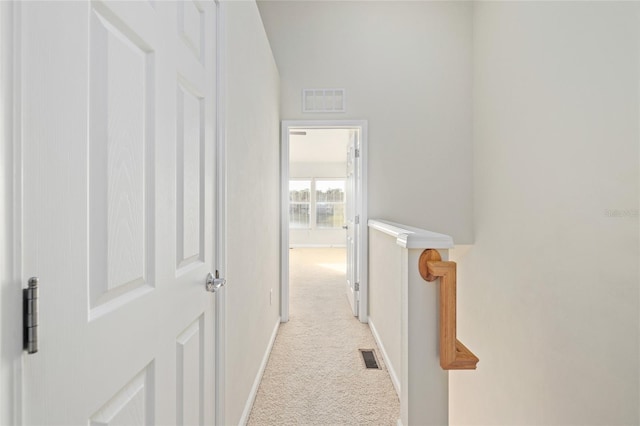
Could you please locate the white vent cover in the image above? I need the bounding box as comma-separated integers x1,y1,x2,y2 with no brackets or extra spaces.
302,89,346,113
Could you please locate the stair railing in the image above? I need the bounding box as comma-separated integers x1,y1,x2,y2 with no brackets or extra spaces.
418,249,479,370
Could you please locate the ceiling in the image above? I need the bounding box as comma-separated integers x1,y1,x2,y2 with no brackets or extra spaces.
289,128,350,163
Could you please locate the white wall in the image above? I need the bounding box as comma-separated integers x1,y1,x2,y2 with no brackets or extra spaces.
257,1,474,244
451,3,640,425
290,161,345,179
368,228,402,396
289,229,344,248
224,2,281,425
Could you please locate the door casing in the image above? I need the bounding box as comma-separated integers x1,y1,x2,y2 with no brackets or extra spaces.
0,1,23,423
280,120,368,323
214,3,227,426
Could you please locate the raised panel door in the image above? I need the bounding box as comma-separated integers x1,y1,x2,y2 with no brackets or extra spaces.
19,1,217,424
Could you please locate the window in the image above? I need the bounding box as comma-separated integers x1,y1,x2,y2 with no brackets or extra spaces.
315,180,345,229
289,178,345,230
289,180,311,229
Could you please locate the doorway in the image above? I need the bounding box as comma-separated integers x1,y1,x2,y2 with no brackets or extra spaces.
280,120,368,323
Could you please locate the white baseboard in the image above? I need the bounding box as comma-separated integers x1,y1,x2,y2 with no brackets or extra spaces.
238,318,280,426
368,318,401,398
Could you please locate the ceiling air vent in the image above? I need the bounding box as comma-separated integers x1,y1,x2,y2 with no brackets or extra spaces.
302,88,346,113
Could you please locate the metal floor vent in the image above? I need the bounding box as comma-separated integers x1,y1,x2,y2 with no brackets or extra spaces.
360,349,381,369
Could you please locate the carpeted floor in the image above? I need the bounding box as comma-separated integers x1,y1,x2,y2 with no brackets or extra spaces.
247,248,400,426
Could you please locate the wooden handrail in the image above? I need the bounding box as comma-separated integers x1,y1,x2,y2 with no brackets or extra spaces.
418,249,479,370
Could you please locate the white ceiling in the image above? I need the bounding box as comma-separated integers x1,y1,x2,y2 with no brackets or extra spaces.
289,128,350,163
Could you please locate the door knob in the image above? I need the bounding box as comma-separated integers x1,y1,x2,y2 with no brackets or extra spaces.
205,271,226,293
342,225,348,230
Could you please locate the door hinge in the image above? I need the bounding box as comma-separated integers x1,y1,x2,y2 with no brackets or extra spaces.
354,282,360,291
355,215,360,224
355,148,360,158
23,277,39,354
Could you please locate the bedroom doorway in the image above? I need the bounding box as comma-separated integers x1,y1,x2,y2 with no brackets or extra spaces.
280,120,368,323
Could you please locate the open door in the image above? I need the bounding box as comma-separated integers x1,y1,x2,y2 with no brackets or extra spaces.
17,1,220,424
345,130,359,316
281,121,367,323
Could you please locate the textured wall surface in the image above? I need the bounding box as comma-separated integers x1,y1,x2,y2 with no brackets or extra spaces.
258,1,474,243
452,3,640,424
225,2,281,424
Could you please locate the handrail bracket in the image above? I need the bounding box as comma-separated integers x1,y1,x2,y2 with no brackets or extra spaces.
419,249,479,370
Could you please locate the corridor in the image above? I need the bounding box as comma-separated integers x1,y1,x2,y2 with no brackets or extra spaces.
248,248,399,425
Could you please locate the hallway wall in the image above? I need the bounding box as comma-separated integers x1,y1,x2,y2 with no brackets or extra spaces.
451,3,640,424
257,1,639,423
257,1,474,244
225,2,281,425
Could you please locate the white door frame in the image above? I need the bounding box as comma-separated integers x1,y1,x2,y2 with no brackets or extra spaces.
214,1,227,425
1,1,23,424
280,120,368,323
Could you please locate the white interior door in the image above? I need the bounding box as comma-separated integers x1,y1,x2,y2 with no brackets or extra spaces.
345,130,359,316
19,1,218,424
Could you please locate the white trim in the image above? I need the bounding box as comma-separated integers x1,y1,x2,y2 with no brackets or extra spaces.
397,420,403,426
214,1,227,425
238,318,280,426
357,123,368,323
281,120,369,323
368,219,454,249
1,2,23,424
368,318,400,398
280,122,290,322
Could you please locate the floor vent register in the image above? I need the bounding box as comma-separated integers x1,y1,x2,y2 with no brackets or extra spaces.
360,349,381,369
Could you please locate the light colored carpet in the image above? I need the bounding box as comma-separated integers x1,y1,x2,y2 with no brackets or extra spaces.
247,248,400,426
